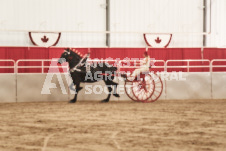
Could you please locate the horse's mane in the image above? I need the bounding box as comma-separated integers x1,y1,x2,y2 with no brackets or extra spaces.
68,49,83,60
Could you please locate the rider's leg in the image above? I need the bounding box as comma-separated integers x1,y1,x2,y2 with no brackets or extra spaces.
129,68,142,81
129,67,149,81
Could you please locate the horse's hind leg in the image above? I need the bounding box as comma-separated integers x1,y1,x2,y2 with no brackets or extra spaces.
112,82,120,97
108,79,120,98
69,83,82,103
101,81,112,103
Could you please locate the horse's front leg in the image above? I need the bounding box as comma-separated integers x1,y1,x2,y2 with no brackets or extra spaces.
108,76,120,97
69,83,82,103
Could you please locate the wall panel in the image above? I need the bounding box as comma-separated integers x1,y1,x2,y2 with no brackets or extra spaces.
212,72,226,99
17,73,70,102
206,0,226,47
1,0,226,47
110,0,203,47
2,72,226,103
166,72,211,100
0,74,16,102
0,0,106,47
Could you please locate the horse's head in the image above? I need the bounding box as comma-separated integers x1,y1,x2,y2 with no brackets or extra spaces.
58,48,82,68
58,48,71,64
58,48,82,63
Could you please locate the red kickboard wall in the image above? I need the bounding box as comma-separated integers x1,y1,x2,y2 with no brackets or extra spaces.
0,47,226,73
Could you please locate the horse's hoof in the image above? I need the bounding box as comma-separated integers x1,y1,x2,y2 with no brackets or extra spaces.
113,94,120,97
100,99,109,103
69,100,76,103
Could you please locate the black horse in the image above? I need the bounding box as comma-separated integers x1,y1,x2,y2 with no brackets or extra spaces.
58,48,120,103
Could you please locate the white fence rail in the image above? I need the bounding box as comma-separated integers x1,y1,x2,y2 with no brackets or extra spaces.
0,59,226,103
165,59,211,72
15,59,68,73
1,59,225,73
210,59,226,72
0,60,16,73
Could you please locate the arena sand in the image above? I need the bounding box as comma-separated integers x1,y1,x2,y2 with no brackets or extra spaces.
0,100,226,151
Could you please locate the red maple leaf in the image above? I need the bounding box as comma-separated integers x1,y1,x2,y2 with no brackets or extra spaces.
41,35,49,43
155,37,161,43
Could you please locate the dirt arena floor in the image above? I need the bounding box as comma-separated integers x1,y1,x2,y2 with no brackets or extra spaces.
0,100,226,151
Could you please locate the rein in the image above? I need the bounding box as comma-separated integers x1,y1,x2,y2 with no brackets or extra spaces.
70,54,88,72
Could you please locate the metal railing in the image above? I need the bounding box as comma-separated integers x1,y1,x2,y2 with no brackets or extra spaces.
210,59,226,72
0,60,16,73
16,59,68,73
0,59,226,73
87,59,165,72
165,59,211,72
118,59,165,71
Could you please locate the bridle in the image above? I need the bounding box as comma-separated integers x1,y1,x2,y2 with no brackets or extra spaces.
70,53,89,72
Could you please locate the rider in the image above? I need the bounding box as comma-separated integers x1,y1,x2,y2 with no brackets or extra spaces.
129,51,150,80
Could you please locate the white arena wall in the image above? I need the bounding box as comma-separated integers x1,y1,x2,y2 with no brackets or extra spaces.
0,0,225,47
211,72,226,99
0,72,225,103
206,0,226,47
0,74,16,103
165,72,211,100
16,74,70,102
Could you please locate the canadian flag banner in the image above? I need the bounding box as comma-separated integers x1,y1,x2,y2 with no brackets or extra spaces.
143,33,172,48
29,32,61,47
